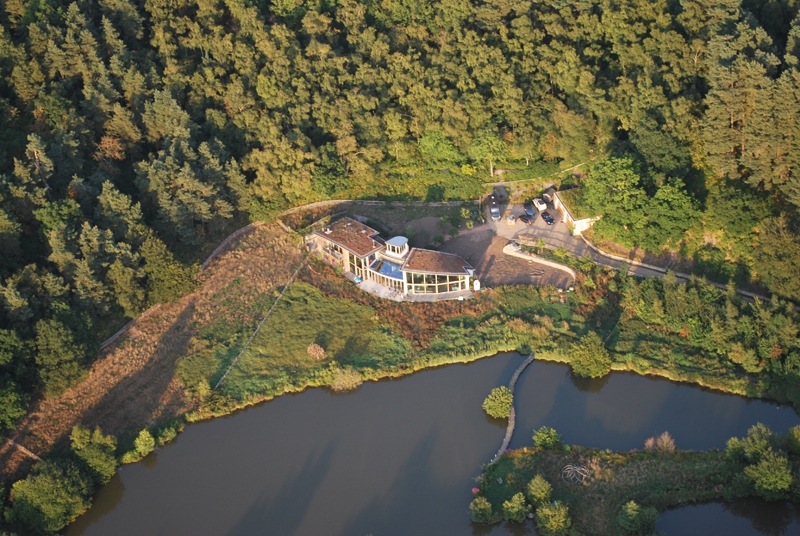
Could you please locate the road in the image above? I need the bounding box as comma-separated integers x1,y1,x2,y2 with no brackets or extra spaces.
485,188,665,279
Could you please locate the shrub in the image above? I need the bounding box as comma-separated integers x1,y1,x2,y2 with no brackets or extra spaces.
469,496,494,524
307,343,327,360
617,500,659,535
70,425,118,484
157,421,184,446
533,426,562,449
526,475,552,506
502,492,529,523
570,331,612,378
331,367,362,392
728,423,777,463
535,501,572,536
655,431,676,453
134,429,156,456
482,386,513,419
744,451,793,501
786,425,800,457
8,459,94,534
743,423,776,462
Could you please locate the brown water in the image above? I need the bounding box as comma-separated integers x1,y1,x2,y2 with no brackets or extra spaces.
66,353,800,536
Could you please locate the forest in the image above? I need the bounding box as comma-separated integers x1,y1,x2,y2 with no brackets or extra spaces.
2,0,800,523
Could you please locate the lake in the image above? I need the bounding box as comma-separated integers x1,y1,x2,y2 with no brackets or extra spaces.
66,353,800,535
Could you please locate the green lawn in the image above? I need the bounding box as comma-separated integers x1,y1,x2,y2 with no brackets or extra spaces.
219,282,412,400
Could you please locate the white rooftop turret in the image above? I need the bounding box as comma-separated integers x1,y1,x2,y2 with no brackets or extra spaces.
386,236,408,247
384,236,410,259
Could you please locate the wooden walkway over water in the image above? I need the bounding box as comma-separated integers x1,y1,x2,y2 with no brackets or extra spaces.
489,352,535,465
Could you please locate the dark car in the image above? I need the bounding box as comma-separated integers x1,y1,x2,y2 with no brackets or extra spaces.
523,200,535,217
519,215,535,225
542,211,555,225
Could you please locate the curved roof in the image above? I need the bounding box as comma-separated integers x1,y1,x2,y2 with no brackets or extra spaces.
386,236,408,247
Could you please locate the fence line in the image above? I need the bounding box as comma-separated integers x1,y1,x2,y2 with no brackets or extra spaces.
489,352,536,465
213,254,309,390
201,222,266,271
99,305,159,351
3,437,42,462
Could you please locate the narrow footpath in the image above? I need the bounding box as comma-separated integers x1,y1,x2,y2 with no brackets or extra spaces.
490,352,536,465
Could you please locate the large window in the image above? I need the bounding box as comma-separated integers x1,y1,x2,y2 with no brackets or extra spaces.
405,272,467,294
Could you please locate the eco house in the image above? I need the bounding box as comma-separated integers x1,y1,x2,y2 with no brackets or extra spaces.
306,217,473,296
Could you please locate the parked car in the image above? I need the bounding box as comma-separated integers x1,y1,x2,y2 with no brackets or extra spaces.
542,211,555,225
489,194,501,221
533,198,547,211
524,200,535,216
519,215,535,225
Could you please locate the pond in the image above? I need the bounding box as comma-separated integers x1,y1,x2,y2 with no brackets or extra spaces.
66,353,800,536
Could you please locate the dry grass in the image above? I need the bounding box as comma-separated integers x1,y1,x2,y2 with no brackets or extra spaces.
1,223,304,483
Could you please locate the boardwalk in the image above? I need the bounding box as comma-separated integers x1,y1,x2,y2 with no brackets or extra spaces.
490,352,536,465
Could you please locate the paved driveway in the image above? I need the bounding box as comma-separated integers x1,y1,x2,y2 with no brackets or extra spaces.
486,201,665,279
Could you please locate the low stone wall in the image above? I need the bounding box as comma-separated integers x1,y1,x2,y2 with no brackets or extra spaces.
503,242,577,282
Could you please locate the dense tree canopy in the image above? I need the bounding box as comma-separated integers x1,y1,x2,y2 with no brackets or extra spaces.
1,0,800,476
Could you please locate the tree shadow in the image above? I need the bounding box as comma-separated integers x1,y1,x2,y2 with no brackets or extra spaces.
77,298,200,446
426,184,445,202
569,373,611,393
337,429,444,535
65,472,127,534
723,498,800,536
225,441,337,536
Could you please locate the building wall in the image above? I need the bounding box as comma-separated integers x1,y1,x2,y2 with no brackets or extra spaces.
308,234,470,295
403,272,469,294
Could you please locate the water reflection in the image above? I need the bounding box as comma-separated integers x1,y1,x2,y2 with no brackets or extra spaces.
66,354,800,536
65,474,125,534
569,372,610,393
658,500,800,536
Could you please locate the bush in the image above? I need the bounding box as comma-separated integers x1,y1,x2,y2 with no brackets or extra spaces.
70,425,117,484
331,367,362,392
469,496,494,524
570,331,612,378
786,425,800,458
482,386,513,419
533,426,562,449
617,500,658,535
122,429,156,463
502,492,529,523
134,429,156,456
9,459,94,534
644,431,676,453
535,501,572,536
526,475,552,506
744,451,793,501
743,423,777,462
307,343,327,360
728,423,777,463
